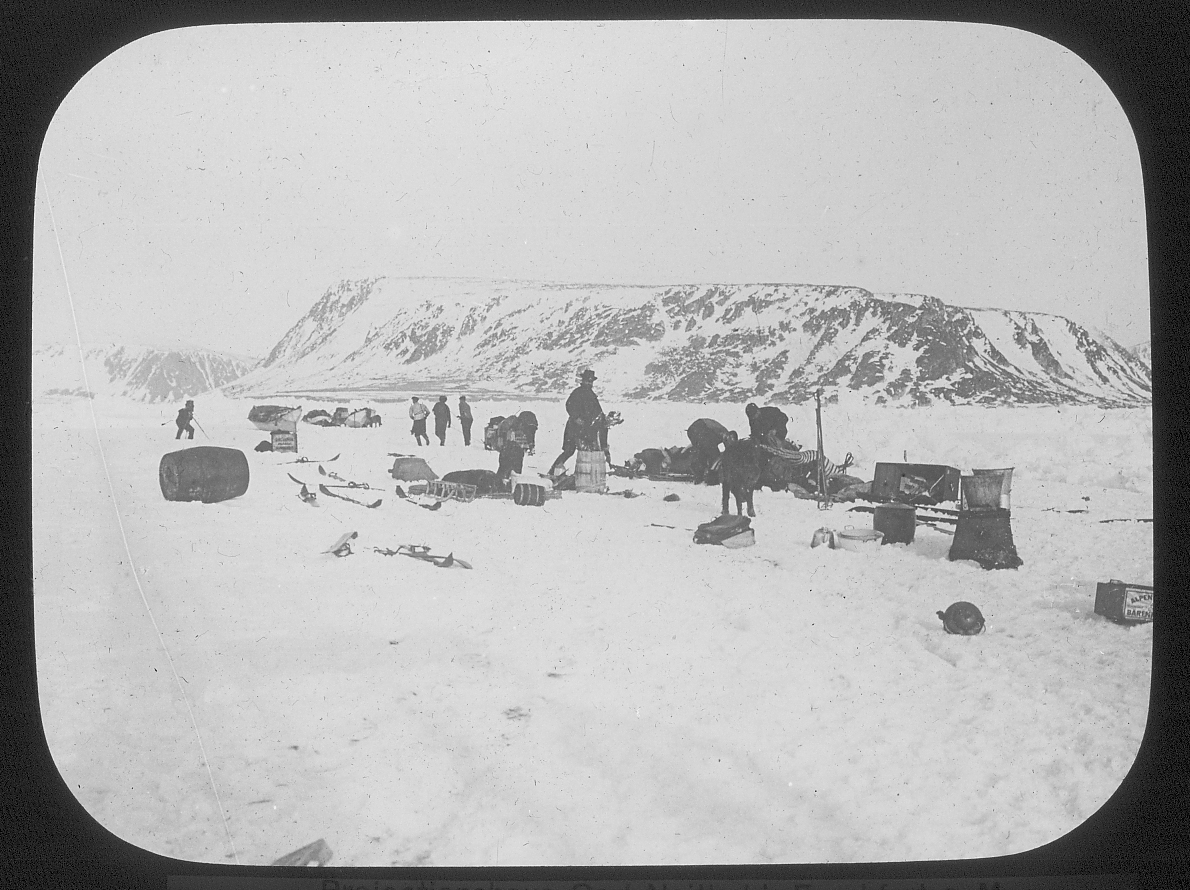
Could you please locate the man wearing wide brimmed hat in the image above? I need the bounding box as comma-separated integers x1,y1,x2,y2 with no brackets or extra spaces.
549,369,607,476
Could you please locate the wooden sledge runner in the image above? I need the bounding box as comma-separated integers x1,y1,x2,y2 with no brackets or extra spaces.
425,480,479,503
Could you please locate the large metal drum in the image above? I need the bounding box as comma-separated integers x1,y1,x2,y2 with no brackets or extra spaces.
159,446,250,504
874,502,916,544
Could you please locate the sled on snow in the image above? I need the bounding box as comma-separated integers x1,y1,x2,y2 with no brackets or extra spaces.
248,404,302,433
611,463,696,483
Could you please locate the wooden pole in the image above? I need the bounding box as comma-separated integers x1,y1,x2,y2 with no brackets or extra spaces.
815,388,830,509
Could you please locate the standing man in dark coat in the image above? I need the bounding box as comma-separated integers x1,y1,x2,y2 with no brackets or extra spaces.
549,369,607,476
175,400,196,439
458,396,474,446
408,397,431,446
432,396,451,445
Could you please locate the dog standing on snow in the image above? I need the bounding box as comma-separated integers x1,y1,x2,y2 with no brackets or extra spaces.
719,431,764,517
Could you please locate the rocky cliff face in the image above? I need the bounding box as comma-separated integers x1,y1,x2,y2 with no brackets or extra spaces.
34,343,256,402
226,277,1151,407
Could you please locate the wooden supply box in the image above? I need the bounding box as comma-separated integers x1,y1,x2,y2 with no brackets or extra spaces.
1094,580,1154,625
871,462,961,503
270,430,298,453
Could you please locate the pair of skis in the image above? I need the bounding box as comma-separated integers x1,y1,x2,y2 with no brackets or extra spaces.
373,543,472,569
284,453,340,465
314,465,385,506
287,471,382,508
323,535,472,568
393,485,443,511
318,464,374,487
319,484,382,508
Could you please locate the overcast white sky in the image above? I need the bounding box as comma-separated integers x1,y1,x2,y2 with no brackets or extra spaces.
32,20,1149,357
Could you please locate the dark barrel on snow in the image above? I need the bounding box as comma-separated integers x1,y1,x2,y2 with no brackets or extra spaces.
513,482,547,507
159,446,250,504
873,502,916,545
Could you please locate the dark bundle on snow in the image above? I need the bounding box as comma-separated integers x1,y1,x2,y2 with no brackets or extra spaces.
441,469,505,496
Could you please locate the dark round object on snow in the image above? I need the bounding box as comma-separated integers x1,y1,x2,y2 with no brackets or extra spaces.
513,482,546,507
664,493,680,502
160,446,250,504
254,440,273,452
937,601,986,635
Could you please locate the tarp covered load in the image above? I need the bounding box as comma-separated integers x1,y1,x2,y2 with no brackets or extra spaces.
755,440,858,491
484,411,538,453
389,455,438,482
618,446,699,481
248,405,302,432
344,408,381,428
303,409,336,427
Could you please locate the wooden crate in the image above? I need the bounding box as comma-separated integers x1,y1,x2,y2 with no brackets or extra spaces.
1094,580,1154,624
270,430,298,453
871,462,961,502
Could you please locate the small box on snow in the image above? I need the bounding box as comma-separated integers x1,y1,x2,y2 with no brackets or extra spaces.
1094,580,1154,625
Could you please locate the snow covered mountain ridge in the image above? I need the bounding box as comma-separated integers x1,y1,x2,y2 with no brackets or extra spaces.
34,343,256,403
1130,341,1151,369
226,276,1151,407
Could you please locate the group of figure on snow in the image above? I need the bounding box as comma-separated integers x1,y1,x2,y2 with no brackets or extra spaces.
170,370,849,516
401,371,617,478
407,395,474,447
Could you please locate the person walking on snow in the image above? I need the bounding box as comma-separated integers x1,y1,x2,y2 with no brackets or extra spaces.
432,396,451,445
549,369,609,476
408,396,431,446
175,400,196,440
458,396,474,446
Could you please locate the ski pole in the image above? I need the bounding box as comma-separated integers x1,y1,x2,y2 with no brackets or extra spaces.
815,387,830,510
193,418,211,440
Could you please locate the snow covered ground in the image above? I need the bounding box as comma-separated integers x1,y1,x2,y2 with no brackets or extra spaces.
32,392,1153,867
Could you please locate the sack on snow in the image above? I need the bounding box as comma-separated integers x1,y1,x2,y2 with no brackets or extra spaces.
693,514,755,547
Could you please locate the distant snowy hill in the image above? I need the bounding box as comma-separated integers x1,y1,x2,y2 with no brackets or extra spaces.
34,343,257,402
223,277,1151,407
1130,341,1151,369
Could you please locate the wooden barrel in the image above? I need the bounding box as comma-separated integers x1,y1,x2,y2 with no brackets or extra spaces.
513,483,546,507
159,446,250,503
874,502,916,544
574,450,607,493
